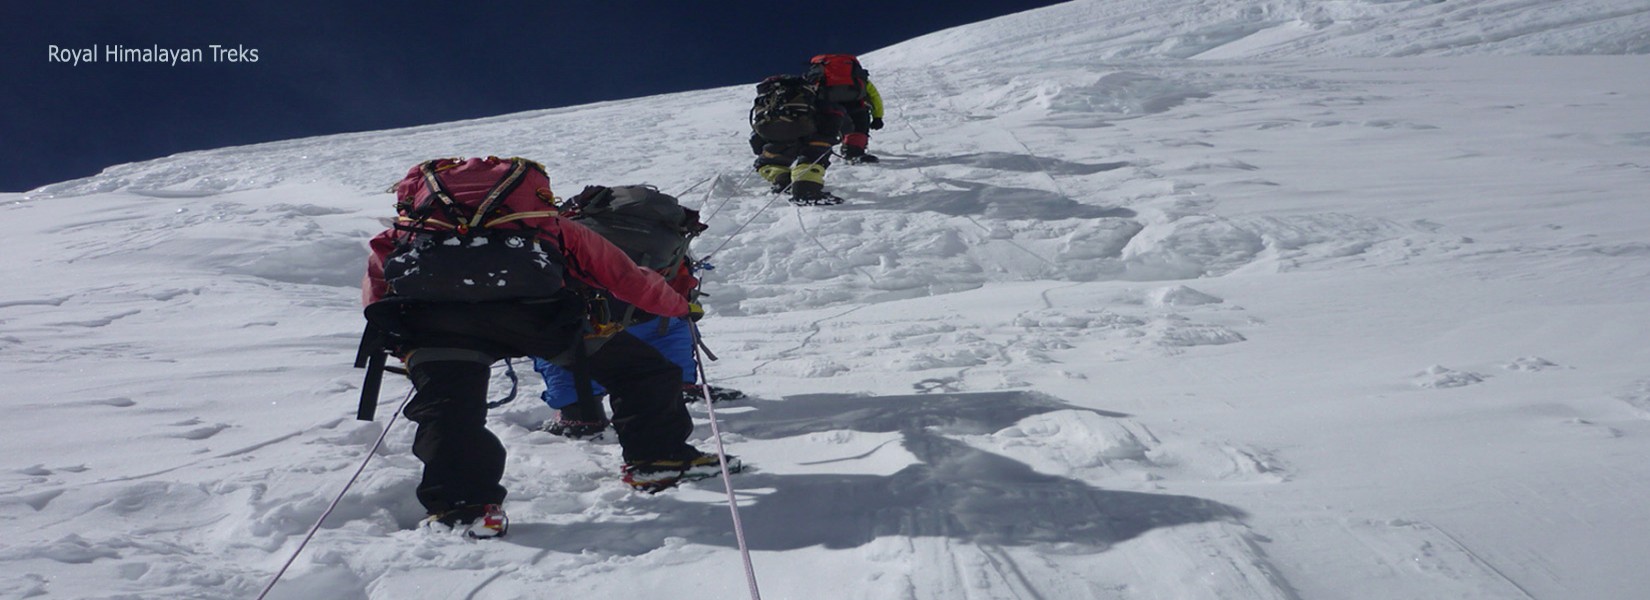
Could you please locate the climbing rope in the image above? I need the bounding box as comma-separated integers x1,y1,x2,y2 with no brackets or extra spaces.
695,150,831,263
678,172,717,198
701,168,756,224
688,321,764,600
878,72,1061,269
255,387,416,600
793,205,879,284
699,190,787,263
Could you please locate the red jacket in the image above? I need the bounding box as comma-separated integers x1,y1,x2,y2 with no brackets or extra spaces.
360,158,689,319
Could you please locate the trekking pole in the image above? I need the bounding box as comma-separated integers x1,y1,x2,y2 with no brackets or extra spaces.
687,320,763,600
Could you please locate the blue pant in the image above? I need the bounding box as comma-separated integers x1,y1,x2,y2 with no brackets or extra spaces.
533,317,697,409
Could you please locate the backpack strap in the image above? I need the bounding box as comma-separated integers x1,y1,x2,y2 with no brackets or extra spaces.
466,158,535,231
483,358,520,409
483,210,560,228
354,322,389,421
411,158,538,234
569,325,598,409
414,160,469,229
566,185,615,215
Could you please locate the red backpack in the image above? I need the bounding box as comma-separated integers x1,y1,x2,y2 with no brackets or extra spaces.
806,54,869,103
382,157,567,303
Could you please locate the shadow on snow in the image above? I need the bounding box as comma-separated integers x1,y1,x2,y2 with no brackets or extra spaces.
509,391,1243,554
874,152,1130,177
834,178,1137,221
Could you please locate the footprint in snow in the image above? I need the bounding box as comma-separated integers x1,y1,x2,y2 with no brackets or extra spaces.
23,534,122,564
1414,365,1486,389
913,377,961,394
65,397,137,408
51,309,142,328
1558,419,1623,440
1618,381,1650,419
1502,356,1562,372
16,489,67,510
167,419,231,440
1149,285,1223,307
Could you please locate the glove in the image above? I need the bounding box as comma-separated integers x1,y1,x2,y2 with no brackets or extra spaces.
686,302,705,322
870,117,884,130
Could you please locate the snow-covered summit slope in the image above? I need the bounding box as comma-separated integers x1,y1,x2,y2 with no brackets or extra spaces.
20,1,1650,317
874,0,1650,66
27,0,1649,199
4,1,1650,599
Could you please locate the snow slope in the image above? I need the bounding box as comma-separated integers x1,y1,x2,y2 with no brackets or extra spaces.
4,1,1650,598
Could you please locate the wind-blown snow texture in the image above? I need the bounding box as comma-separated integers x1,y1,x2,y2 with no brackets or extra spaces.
4,1,1650,598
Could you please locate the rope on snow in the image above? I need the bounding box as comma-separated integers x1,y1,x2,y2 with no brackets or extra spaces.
255,387,417,600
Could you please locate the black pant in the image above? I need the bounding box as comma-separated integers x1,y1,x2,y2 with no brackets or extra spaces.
402,332,696,513
573,331,697,463
556,393,607,423
404,359,505,514
750,102,845,167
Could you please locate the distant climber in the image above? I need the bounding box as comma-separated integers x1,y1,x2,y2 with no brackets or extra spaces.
748,74,846,205
357,158,742,538
804,54,885,164
530,184,745,441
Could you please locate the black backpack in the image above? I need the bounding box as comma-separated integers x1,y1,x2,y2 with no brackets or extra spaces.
564,185,707,272
749,75,819,142
382,158,566,303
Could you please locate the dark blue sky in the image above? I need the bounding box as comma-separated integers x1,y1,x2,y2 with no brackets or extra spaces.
3,1,1065,192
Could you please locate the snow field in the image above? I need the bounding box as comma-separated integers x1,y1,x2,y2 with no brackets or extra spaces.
5,0,1650,598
